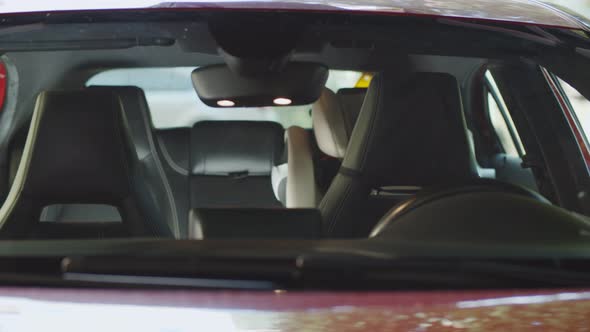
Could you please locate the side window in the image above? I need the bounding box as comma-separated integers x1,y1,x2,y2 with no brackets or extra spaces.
555,78,590,145
484,71,525,157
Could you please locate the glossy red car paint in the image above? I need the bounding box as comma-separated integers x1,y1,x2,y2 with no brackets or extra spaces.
0,0,585,30
156,0,586,30
0,287,589,330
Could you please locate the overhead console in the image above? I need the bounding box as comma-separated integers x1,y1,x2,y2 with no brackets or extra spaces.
208,13,303,76
191,13,328,108
192,63,328,107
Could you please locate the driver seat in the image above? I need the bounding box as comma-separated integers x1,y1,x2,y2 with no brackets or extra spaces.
319,71,479,237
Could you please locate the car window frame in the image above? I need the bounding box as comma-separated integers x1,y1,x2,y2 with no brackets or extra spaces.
484,71,525,158
550,74,590,159
490,63,590,215
541,68,590,175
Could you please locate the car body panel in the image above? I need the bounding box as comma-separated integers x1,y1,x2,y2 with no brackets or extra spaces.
0,287,589,331
0,0,585,30
156,0,585,29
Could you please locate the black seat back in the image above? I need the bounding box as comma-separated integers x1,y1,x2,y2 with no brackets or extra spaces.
320,72,478,237
90,86,183,237
0,90,171,238
190,121,285,208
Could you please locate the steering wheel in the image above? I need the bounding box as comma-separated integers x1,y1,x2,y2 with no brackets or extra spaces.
370,179,550,237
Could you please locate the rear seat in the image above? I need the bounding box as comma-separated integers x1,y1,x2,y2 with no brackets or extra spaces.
189,121,285,208
95,87,321,236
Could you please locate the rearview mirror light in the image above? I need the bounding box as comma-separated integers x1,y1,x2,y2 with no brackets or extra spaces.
216,100,235,107
273,97,292,106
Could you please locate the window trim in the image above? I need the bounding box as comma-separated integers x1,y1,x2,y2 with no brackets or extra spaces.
484,84,521,157
484,72,525,157
552,75,590,151
542,68,590,174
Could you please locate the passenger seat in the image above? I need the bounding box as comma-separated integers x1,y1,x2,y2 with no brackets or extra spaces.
33,86,185,238
91,86,184,237
0,90,173,238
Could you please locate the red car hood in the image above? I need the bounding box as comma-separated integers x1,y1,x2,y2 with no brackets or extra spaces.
0,0,585,30
0,287,589,331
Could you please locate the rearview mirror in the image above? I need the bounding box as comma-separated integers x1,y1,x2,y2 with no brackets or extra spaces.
191,62,328,107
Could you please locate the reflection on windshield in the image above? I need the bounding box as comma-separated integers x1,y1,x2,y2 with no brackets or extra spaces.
2,290,590,331
0,296,239,332
0,0,586,29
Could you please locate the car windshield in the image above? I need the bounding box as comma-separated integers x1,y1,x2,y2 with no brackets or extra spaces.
0,0,588,301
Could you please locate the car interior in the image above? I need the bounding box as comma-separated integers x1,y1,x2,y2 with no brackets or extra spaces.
0,11,588,246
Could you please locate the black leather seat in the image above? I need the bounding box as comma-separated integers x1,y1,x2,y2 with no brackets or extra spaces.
90,86,184,238
190,121,285,208
0,90,172,238
319,71,479,238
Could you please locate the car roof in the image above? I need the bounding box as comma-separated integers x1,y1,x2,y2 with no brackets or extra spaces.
0,0,586,31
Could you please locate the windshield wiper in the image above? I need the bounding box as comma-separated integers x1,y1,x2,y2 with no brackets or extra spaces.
63,272,276,290
59,255,296,290
296,253,590,289
53,253,590,290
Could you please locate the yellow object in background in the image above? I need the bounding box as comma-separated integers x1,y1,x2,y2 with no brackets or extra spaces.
355,73,374,88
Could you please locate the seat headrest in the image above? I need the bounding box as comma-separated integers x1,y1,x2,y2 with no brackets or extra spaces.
190,121,284,176
23,90,137,203
342,72,477,186
312,87,366,158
